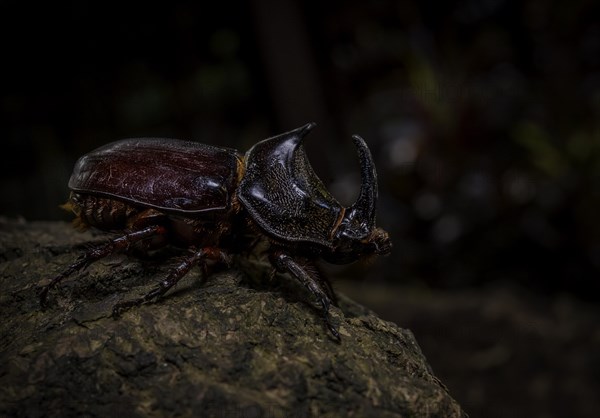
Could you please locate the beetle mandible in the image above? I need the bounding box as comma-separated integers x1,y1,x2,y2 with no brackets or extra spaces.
40,123,392,339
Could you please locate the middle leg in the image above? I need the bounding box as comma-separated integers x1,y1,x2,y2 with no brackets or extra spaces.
112,246,229,316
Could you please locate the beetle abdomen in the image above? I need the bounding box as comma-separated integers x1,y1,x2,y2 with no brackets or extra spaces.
70,192,139,230
69,138,242,215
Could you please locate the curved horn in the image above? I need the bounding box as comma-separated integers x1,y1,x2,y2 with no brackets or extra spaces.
348,134,378,229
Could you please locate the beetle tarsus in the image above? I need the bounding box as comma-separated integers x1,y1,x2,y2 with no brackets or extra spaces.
327,321,341,342
318,293,341,342
40,225,166,305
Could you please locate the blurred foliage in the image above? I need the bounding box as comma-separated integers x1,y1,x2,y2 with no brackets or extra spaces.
307,0,600,300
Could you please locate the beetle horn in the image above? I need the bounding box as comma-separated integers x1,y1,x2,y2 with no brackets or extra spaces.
346,134,378,231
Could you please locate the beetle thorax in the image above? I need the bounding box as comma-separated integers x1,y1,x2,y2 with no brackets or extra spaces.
237,123,391,263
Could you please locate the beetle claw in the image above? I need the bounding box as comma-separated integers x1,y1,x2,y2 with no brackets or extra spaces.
112,300,133,317
320,295,341,341
326,321,341,342
111,304,124,318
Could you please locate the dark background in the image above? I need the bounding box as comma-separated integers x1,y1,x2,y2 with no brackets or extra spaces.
1,1,599,416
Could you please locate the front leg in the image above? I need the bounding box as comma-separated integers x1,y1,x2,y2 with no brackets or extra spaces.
270,251,340,341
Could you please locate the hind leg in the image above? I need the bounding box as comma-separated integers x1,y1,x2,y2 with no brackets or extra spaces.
40,224,167,305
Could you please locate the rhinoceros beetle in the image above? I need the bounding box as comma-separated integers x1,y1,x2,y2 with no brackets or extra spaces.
40,123,391,339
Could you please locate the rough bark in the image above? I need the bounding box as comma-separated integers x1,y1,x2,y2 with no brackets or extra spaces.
0,218,465,418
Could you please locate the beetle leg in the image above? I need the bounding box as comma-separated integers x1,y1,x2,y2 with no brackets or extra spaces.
302,260,338,307
40,225,167,305
112,247,227,316
271,252,341,341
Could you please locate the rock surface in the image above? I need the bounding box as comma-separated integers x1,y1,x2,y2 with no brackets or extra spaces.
0,219,466,417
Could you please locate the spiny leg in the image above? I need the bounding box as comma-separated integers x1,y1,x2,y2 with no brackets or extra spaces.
304,260,338,307
276,257,338,306
271,251,340,341
112,247,229,316
40,225,167,305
